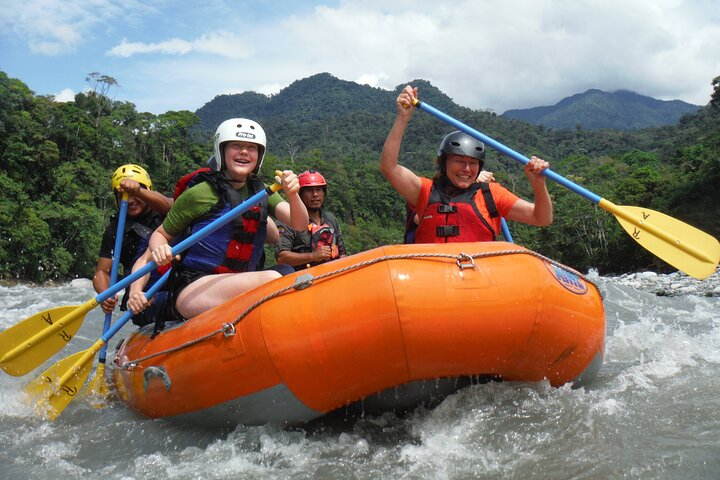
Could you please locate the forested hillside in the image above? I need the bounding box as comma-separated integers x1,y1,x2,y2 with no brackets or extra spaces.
502,89,701,130
1,70,718,283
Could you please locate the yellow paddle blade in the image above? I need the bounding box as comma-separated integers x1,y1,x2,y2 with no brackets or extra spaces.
85,362,111,408
600,199,720,279
0,299,97,376
25,343,102,421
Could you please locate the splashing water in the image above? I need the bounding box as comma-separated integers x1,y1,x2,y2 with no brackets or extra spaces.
1,271,718,479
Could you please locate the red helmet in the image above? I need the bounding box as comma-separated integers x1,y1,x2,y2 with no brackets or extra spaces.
298,170,327,189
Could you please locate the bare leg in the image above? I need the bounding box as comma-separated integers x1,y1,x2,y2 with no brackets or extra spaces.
175,270,281,318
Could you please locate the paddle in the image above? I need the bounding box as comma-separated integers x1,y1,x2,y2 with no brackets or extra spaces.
86,193,128,400
0,177,283,376
500,218,514,243
25,269,171,421
413,99,720,279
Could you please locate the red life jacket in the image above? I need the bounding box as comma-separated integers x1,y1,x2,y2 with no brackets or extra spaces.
414,178,500,243
309,223,339,259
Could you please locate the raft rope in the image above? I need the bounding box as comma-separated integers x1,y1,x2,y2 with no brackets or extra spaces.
119,249,597,370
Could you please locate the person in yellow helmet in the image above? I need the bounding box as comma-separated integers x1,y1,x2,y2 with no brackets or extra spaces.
92,164,174,319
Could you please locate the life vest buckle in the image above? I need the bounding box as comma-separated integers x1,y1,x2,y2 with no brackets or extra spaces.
456,253,476,271
222,323,236,337
437,225,459,237
438,204,457,213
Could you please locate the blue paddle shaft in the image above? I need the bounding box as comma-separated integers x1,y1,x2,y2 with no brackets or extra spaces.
415,101,602,205
109,200,128,286
95,184,277,304
500,218,513,243
99,198,128,360
101,270,171,343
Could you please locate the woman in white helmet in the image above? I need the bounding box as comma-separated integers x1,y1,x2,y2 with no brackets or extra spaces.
132,118,308,324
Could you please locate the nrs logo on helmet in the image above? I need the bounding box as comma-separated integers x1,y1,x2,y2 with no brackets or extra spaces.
235,132,256,140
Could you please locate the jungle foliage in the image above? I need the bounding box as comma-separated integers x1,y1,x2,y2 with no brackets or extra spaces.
1,70,718,283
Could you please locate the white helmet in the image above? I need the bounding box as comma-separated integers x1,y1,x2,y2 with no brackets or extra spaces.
213,118,267,173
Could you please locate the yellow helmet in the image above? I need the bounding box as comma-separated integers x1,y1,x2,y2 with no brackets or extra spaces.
111,164,153,191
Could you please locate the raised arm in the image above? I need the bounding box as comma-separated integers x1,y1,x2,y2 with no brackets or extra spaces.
119,178,174,215
379,85,423,207
273,170,309,231
506,156,553,226
265,217,279,245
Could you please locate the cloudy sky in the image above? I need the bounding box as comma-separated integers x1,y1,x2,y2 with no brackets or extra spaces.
1,0,718,115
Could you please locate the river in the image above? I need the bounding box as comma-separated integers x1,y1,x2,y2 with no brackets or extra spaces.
1,269,718,479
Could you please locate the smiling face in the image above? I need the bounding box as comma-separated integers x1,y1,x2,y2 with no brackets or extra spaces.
126,195,148,217
223,141,259,181
116,187,149,218
445,154,480,189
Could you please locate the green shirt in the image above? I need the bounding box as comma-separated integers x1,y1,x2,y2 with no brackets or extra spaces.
163,181,284,237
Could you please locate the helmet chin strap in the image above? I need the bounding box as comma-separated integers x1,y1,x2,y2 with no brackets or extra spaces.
221,167,249,185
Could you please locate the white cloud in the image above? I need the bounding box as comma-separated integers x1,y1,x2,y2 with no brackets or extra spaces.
266,0,719,110
192,32,253,59
9,0,714,114
53,88,76,103
254,83,285,96
107,38,193,57
106,32,253,59
356,74,389,88
0,0,148,55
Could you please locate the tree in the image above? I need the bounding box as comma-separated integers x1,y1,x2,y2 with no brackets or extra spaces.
1,69,719,281
711,75,720,109
85,72,119,128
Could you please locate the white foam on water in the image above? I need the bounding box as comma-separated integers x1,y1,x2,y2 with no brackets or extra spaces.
0,270,718,479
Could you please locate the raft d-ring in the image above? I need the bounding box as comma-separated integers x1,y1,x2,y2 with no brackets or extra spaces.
222,323,236,337
456,253,476,270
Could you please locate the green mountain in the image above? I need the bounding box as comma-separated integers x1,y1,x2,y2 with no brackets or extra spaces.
194,73,488,172
191,74,719,274
193,75,678,190
502,89,701,130
195,72,458,129
1,69,718,282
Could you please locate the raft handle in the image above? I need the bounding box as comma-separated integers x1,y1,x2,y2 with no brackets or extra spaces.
222,323,236,337
143,366,171,391
456,253,476,271
293,273,315,290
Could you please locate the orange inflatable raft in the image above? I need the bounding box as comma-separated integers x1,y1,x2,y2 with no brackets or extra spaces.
111,242,605,426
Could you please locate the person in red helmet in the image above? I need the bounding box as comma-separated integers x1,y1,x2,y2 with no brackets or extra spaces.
275,170,347,270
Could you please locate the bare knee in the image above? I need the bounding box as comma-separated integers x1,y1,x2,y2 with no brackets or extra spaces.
264,270,282,281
